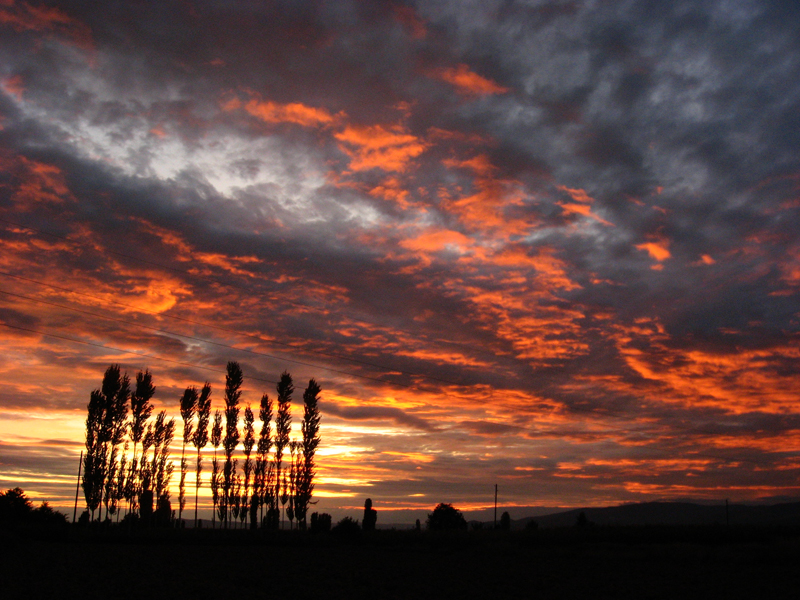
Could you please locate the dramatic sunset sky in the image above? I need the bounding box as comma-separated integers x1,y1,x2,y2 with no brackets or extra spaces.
1,0,799,521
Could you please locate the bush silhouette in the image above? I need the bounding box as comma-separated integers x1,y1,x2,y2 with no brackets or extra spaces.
310,511,332,533
426,503,467,531
500,511,511,531
0,488,67,527
332,516,360,537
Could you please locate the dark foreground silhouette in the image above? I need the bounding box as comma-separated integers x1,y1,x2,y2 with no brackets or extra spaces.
3,521,800,600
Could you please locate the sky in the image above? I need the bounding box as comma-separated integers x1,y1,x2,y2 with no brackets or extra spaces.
1,0,799,522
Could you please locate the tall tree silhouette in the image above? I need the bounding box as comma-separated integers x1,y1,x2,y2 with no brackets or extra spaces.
83,389,105,521
287,441,299,529
295,379,321,529
192,383,211,527
82,365,130,522
210,410,222,528
241,404,255,529
145,410,175,514
103,366,130,521
274,371,293,527
127,370,155,516
255,392,272,526
178,386,198,525
222,361,242,528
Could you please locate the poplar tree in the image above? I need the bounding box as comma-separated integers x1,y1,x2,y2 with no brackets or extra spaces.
222,361,242,528
178,386,198,525
128,370,155,515
255,392,273,526
295,379,321,529
102,366,130,521
83,389,105,521
287,441,299,530
149,411,175,505
241,405,255,529
274,371,293,526
210,409,222,528
192,383,212,527
82,365,130,522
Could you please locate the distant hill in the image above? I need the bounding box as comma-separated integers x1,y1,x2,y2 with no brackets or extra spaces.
512,501,800,529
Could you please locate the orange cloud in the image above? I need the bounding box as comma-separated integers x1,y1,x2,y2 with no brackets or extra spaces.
2,74,24,100
557,202,614,227
433,63,510,96
368,176,413,209
443,154,497,178
557,186,594,204
399,228,472,254
0,1,93,50
5,155,74,209
636,240,671,262
242,97,336,127
556,186,614,225
335,124,427,173
392,4,427,39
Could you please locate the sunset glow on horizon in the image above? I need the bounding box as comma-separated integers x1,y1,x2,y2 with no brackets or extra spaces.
1,0,799,522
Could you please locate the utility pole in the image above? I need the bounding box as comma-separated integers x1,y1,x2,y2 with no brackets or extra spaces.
494,483,498,530
73,450,83,523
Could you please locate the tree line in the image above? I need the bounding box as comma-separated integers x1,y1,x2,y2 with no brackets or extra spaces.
81,361,321,530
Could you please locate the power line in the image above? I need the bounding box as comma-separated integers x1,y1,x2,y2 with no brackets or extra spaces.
0,288,424,389
0,218,508,372
1,323,790,470
0,269,471,390
0,321,278,386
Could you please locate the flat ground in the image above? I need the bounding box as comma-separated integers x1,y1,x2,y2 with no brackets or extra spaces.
3,526,799,599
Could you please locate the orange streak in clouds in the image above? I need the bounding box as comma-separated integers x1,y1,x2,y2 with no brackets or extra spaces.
242,98,335,127
3,155,74,208
433,64,510,96
636,240,671,261
368,176,413,208
335,124,427,173
392,4,427,39
0,0,93,50
2,74,24,100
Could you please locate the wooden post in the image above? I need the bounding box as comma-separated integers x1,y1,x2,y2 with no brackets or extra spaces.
726,498,729,528
73,450,83,523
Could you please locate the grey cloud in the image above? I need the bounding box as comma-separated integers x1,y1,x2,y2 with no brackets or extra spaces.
321,401,438,432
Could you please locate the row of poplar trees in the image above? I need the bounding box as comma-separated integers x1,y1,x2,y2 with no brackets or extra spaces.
82,361,322,530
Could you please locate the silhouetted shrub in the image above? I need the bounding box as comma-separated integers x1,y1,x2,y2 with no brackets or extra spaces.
524,519,538,532
32,502,68,526
576,511,594,528
426,503,467,531
0,488,67,527
310,511,332,533
500,511,511,531
155,497,172,527
0,487,32,524
332,516,361,537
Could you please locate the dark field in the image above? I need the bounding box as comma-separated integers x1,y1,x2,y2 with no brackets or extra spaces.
3,526,800,599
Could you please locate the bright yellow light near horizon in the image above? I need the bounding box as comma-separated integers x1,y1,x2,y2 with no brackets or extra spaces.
325,425,407,436
314,490,357,498
316,445,372,457
316,476,373,487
